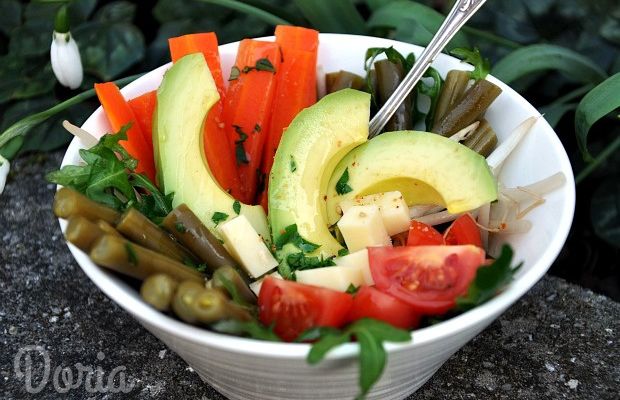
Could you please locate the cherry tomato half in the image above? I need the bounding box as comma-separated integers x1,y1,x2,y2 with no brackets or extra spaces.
407,220,444,246
444,214,482,248
368,245,485,315
258,277,353,341
348,286,421,329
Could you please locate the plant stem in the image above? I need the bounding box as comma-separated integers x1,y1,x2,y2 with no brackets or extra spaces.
461,26,522,49
576,135,620,184
195,0,292,26
0,73,143,150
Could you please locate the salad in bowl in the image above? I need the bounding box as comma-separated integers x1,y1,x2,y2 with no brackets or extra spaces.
49,27,574,400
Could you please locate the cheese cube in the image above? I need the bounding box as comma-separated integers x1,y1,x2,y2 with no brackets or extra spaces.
296,265,366,292
337,205,391,252
249,271,282,295
217,215,278,278
334,249,374,286
340,191,410,235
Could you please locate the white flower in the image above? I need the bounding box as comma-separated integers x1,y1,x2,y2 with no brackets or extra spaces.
0,154,10,195
50,31,84,90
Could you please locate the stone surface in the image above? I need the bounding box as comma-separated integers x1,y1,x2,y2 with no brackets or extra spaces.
1,151,619,399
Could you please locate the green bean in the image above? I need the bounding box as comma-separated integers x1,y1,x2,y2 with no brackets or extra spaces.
463,119,498,157
89,234,205,283
326,70,365,93
172,281,206,323
53,187,120,224
162,204,243,276
140,274,178,311
433,70,471,126
116,207,197,264
96,220,122,237
192,289,252,324
65,216,107,252
208,266,257,305
375,59,412,131
432,79,502,137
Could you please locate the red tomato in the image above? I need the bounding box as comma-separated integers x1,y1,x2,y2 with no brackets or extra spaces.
444,214,482,248
348,286,421,329
258,277,353,341
407,220,444,246
368,245,485,315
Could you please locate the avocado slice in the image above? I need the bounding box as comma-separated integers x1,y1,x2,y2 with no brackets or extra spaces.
326,131,497,225
153,54,269,241
269,89,370,259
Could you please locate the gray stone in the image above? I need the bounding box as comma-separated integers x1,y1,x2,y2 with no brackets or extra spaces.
1,151,619,399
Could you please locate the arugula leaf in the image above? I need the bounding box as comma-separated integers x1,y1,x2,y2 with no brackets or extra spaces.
211,211,229,226
46,125,172,223
211,319,281,342
335,167,353,195
450,47,491,81
456,245,522,310
305,318,411,398
232,200,241,215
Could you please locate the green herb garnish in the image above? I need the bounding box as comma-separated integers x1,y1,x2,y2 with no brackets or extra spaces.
338,248,349,257
450,47,491,81
125,243,138,266
228,66,241,81
255,58,276,73
46,124,172,223
211,211,229,226
303,319,411,399
232,200,241,215
275,224,320,253
233,125,249,165
175,222,187,233
456,245,521,310
290,155,297,172
287,252,335,271
346,283,360,294
335,167,353,195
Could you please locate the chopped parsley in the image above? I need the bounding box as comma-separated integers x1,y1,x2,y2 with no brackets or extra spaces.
337,248,349,257
232,200,241,215
229,58,276,81
335,167,353,195
211,211,229,226
233,125,249,165
175,222,187,233
287,252,335,272
275,224,320,253
345,283,360,294
228,66,241,81
290,156,297,172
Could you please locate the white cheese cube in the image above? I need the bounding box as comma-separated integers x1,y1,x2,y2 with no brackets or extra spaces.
340,191,410,235
296,265,366,292
217,215,278,278
333,249,374,286
249,271,282,295
337,205,391,253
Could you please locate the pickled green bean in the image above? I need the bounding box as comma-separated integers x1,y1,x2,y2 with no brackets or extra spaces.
53,187,120,224
326,70,365,93
463,119,498,157
65,216,107,252
140,274,178,311
375,59,412,131
433,70,471,125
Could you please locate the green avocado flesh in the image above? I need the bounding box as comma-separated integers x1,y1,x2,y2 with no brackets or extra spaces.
153,53,269,241
269,89,371,258
326,131,498,225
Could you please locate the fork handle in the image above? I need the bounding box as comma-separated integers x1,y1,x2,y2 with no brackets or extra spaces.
368,0,488,139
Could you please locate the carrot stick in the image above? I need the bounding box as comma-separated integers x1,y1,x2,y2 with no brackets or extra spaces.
94,83,156,182
222,39,281,202
168,33,243,199
127,90,157,150
257,26,319,207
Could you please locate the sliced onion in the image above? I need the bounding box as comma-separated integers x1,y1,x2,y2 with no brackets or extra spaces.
449,121,479,142
316,65,326,99
487,116,539,176
477,202,491,249
409,204,444,218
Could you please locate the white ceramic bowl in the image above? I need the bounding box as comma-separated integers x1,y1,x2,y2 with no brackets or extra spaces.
59,34,575,399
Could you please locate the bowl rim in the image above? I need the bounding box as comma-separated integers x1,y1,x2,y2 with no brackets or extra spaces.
60,33,576,360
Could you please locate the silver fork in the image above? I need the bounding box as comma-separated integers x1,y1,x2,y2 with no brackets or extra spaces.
368,0,488,139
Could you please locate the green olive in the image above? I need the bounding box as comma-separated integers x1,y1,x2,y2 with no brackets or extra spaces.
140,274,179,311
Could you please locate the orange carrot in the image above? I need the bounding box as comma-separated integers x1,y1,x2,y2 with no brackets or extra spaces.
127,90,157,150
222,39,281,202
94,82,156,182
258,26,319,207
168,33,243,199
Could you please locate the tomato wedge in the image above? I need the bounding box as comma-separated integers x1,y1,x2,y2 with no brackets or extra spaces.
407,220,444,246
368,245,485,315
444,214,483,247
348,286,421,329
258,277,353,341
